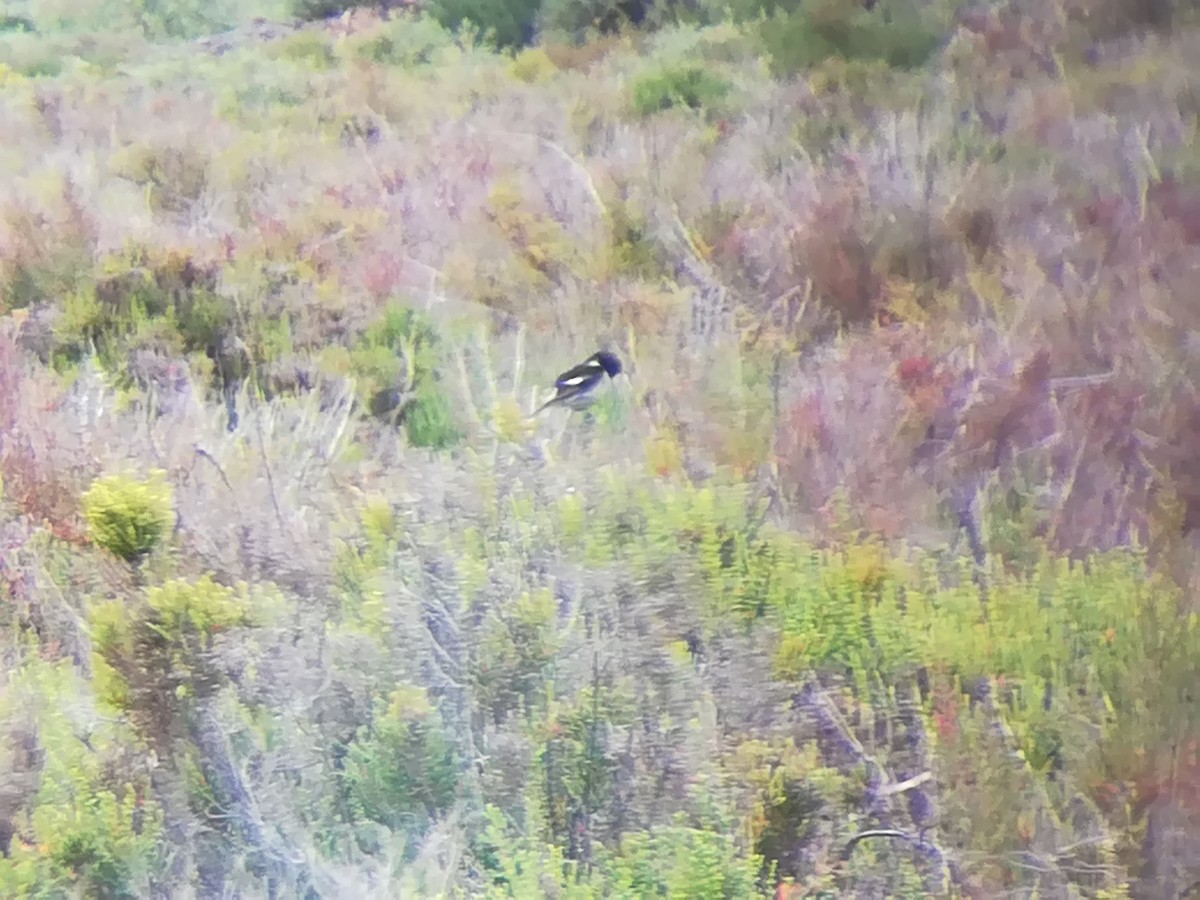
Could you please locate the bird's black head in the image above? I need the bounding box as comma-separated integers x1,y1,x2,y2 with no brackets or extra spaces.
590,350,623,378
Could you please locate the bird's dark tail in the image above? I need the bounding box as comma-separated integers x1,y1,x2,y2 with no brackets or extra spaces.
529,397,558,418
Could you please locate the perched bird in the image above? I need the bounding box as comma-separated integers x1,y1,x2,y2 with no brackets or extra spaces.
533,350,623,415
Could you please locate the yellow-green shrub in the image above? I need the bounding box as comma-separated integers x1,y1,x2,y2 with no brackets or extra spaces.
82,471,174,564
90,575,279,713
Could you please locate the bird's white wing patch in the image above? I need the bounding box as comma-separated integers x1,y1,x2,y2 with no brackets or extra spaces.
560,375,589,386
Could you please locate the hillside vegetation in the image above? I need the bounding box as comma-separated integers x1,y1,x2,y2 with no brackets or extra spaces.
1,0,1199,896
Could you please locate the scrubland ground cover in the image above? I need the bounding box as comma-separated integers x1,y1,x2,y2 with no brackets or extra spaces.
1,0,1199,896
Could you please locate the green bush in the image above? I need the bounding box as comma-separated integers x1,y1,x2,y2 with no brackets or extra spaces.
145,574,256,637
540,0,647,41
425,0,542,50
473,588,561,722
82,470,174,565
53,832,138,900
352,304,441,390
631,64,730,116
343,686,461,836
127,0,241,40
288,0,357,22
603,816,764,898
275,30,336,70
346,17,455,67
403,380,465,449
0,14,35,32
109,142,211,214
51,246,228,372
350,303,464,448
90,575,274,714
757,0,948,78
0,661,159,899
478,806,764,897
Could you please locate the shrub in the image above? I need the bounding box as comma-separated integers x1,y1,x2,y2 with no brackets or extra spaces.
82,471,174,565
345,17,455,67
108,142,211,214
479,806,763,897
758,0,948,78
53,832,138,900
540,0,650,41
90,575,273,717
0,179,98,312
425,0,542,49
0,15,35,33
403,379,465,449
630,64,730,116
351,303,464,448
509,46,558,83
145,574,256,638
343,686,461,835
0,660,160,899
289,0,357,22
275,31,336,70
602,816,764,898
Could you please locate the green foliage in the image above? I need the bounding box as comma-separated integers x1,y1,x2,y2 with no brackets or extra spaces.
0,175,97,311
109,142,211,213
124,0,242,40
0,15,36,33
53,831,138,900
0,660,160,899
631,64,731,116
602,815,765,898
351,303,464,448
473,588,562,722
332,497,400,636
539,0,643,41
90,575,277,714
606,201,660,278
146,573,257,636
479,806,765,898
551,464,1199,838
289,0,357,22
509,46,558,83
561,476,762,620
479,805,599,898
51,245,229,373
587,384,630,431
425,0,542,50
728,739,837,884
345,16,454,67
756,0,948,78
353,304,442,393
82,470,174,564
275,30,336,70
404,379,466,448
89,599,138,711
343,686,461,835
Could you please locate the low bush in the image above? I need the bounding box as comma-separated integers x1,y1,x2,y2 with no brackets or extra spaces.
630,63,730,116
82,470,174,565
425,0,542,49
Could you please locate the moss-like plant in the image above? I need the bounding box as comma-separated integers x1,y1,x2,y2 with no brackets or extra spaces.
82,470,174,565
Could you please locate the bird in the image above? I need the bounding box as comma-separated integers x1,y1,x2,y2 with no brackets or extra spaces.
532,350,623,415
